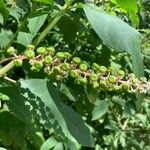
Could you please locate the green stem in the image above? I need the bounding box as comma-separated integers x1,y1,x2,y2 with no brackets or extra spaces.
0,60,15,77
33,0,73,47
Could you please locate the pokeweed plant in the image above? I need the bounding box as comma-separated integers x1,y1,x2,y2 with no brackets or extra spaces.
0,0,150,149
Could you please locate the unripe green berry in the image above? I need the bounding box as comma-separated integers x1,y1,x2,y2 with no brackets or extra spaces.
56,75,63,81
99,66,107,73
109,66,116,73
78,77,87,85
36,47,46,54
53,66,61,74
92,81,99,88
14,59,23,67
72,57,81,64
122,82,129,90
56,52,65,59
30,66,39,72
33,61,43,69
26,44,35,50
46,47,55,53
79,63,88,71
61,62,70,71
44,55,53,64
90,73,99,81
70,70,79,78
108,75,117,83
25,50,35,58
99,80,107,87
132,78,139,84
7,47,15,55
64,52,71,59
117,70,125,78
92,63,100,70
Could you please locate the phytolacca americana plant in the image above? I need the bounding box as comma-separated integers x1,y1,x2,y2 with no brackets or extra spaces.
1,45,150,93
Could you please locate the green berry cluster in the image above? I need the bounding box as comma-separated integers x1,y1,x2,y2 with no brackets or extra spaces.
8,45,150,93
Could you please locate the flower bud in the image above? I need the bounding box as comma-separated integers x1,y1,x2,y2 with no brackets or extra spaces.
7,47,15,55
14,59,23,67
70,70,79,78
72,57,81,64
44,55,53,64
36,47,46,54
33,61,43,69
25,50,35,58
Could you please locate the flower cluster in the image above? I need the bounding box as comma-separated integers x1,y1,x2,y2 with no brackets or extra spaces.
7,45,150,93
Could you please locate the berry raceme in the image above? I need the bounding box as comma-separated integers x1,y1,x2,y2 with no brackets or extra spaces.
8,46,150,93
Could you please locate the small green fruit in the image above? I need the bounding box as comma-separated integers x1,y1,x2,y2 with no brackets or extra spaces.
61,62,70,71
99,80,107,87
36,47,46,54
26,44,35,50
99,66,107,73
108,75,117,83
72,57,81,64
70,70,79,78
53,66,61,74
25,50,35,58
64,52,71,59
33,61,43,69
122,82,129,90
92,81,99,88
14,59,23,67
44,55,53,64
30,66,39,72
79,63,88,71
78,77,87,85
109,66,116,73
46,47,55,53
56,52,65,59
90,73,99,81
92,63,100,70
7,47,15,55
117,70,125,78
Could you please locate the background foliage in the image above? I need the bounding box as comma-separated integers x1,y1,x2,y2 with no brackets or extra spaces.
0,0,150,149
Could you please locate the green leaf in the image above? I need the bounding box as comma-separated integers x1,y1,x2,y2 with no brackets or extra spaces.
83,4,144,77
57,15,80,42
40,137,58,150
33,0,53,5
17,13,48,46
0,29,13,48
0,7,9,24
112,0,139,26
0,111,27,148
16,0,31,11
92,100,109,120
19,79,94,147
60,83,76,101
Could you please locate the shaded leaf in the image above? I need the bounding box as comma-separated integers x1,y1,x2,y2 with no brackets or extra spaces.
92,100,109,120
33,0,54,5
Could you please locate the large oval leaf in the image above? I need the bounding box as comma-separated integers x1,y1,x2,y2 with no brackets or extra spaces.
83,4,144,78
